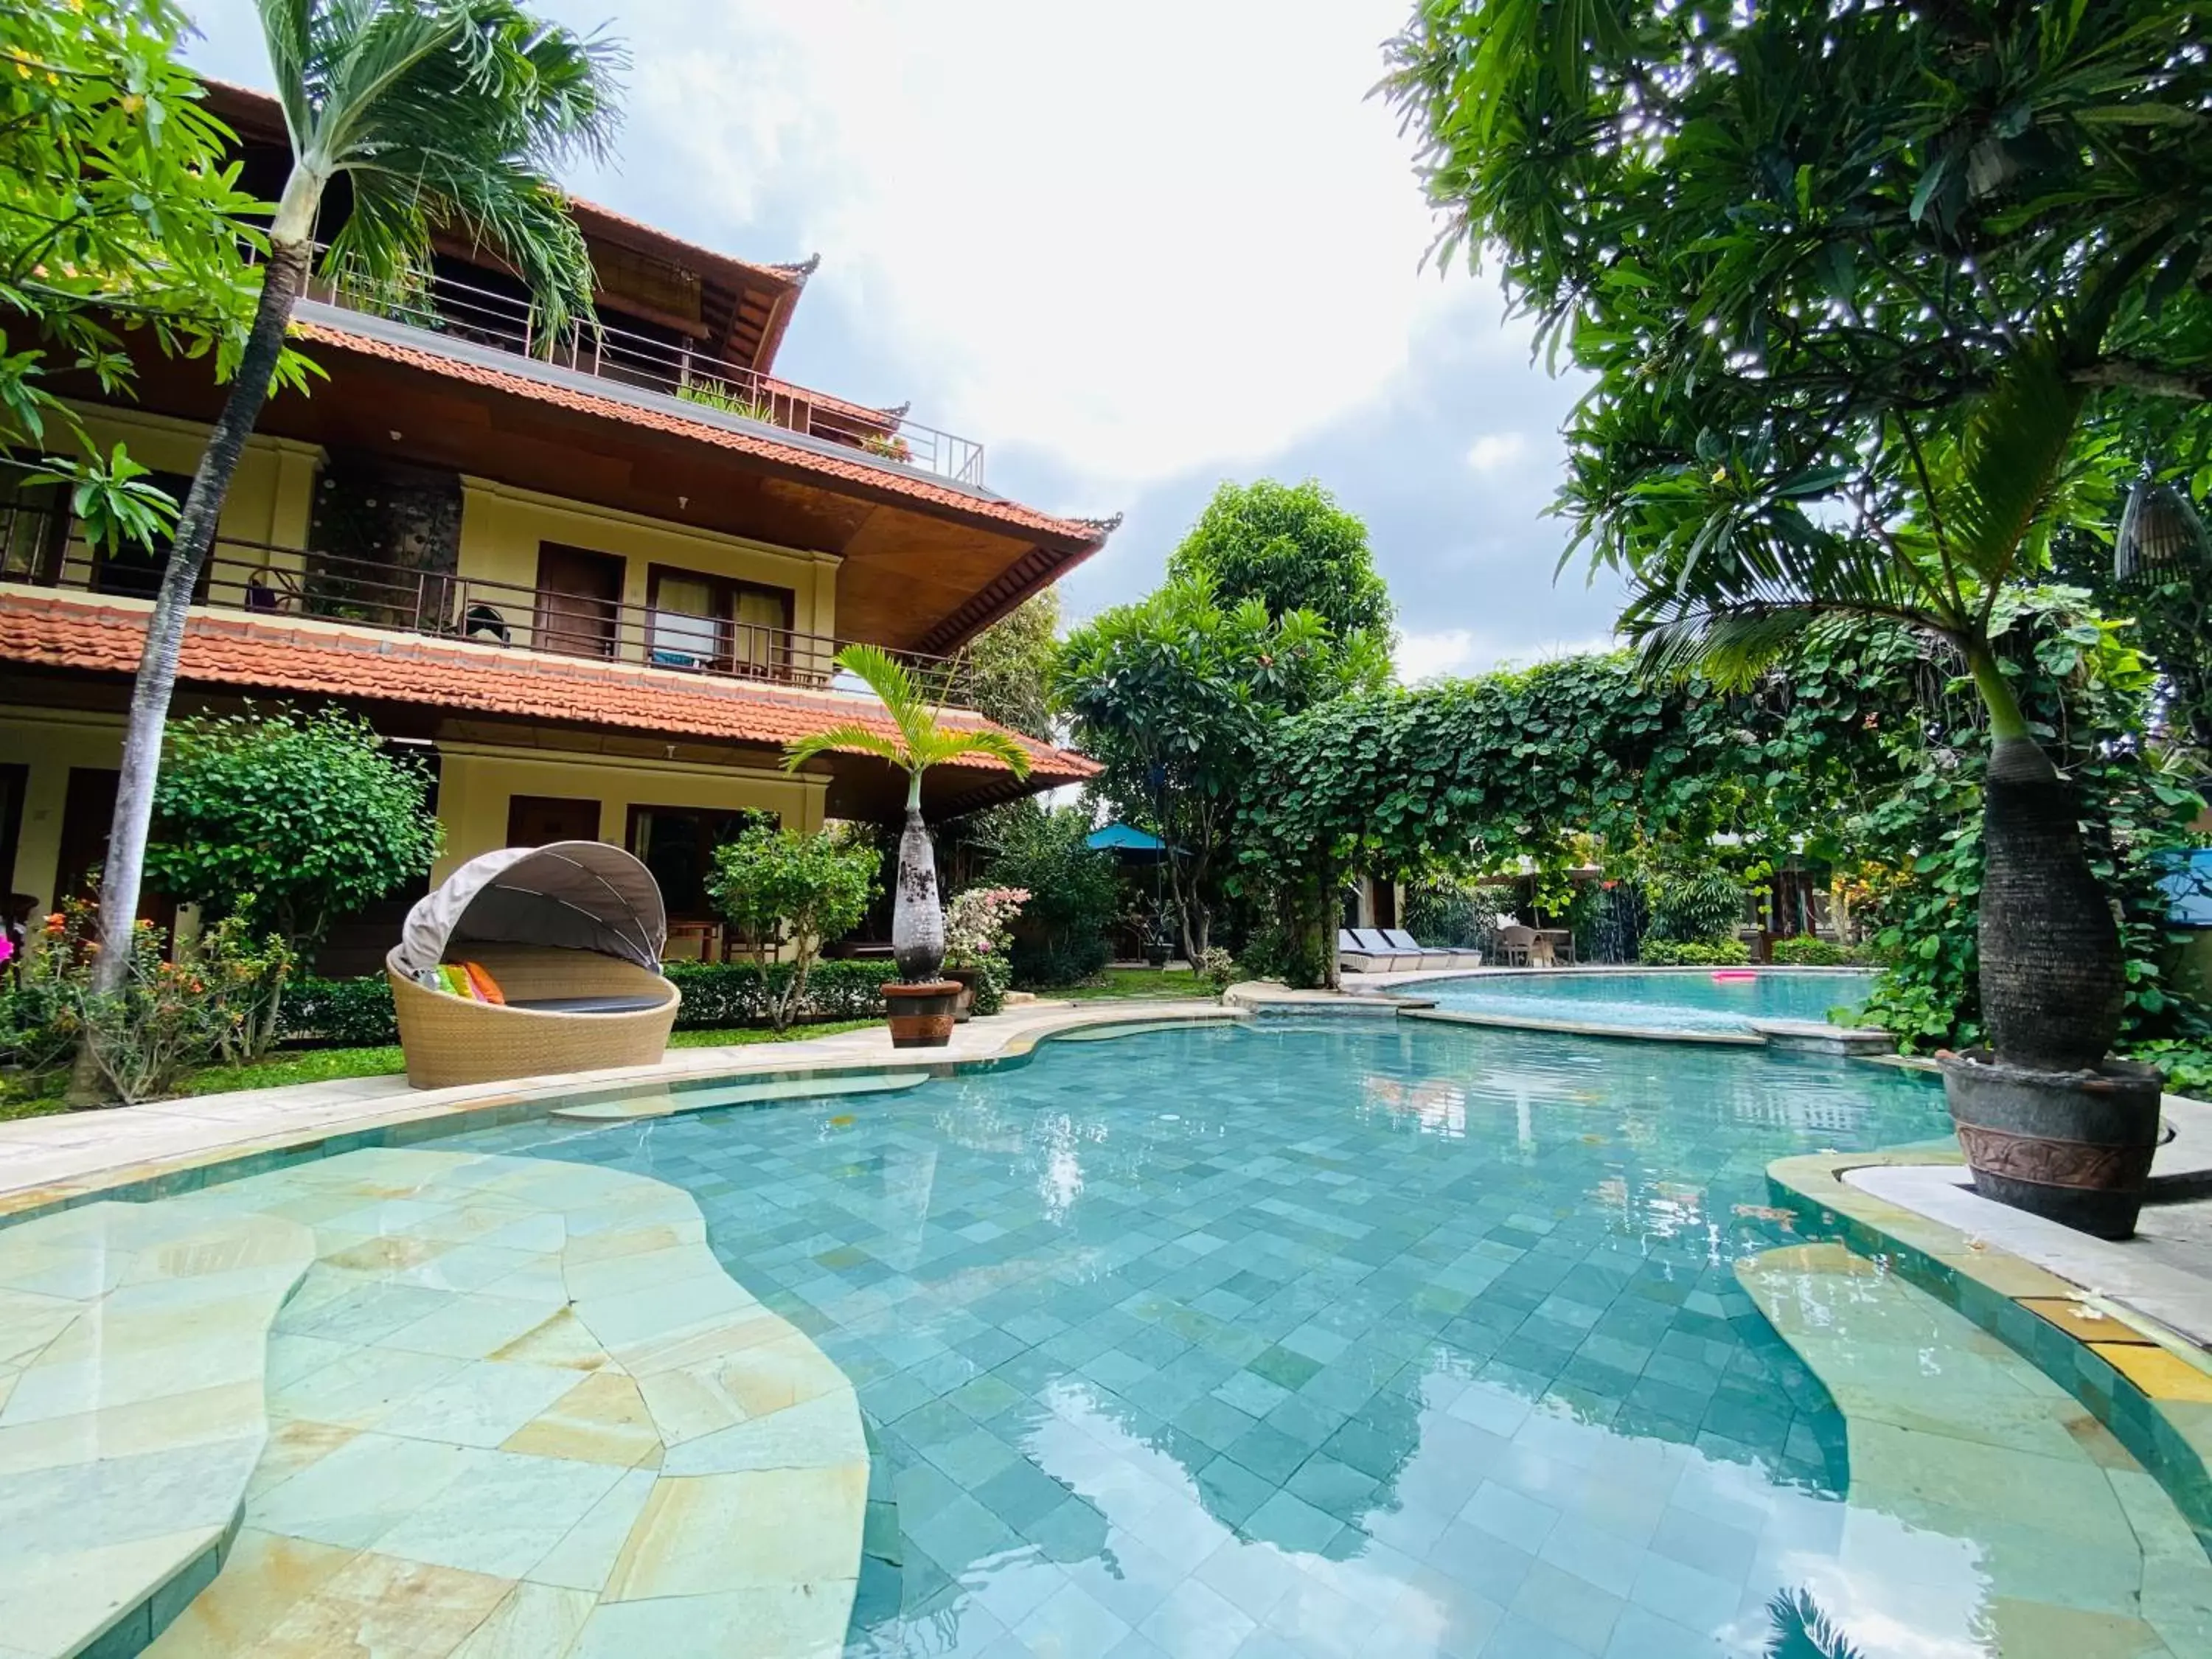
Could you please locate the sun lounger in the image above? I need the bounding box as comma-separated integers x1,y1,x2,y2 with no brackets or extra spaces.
1381,928,1478,970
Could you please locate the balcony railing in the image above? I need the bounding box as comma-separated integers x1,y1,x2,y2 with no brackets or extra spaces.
305,260,988,488
0,507,988,711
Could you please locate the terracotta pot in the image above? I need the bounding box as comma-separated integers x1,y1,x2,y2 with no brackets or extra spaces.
883,981,960,1048
1941,1048,2164,1239
943,965,978,1023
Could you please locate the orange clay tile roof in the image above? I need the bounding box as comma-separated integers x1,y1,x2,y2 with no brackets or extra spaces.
288,319,1108,546
0,593,1098,785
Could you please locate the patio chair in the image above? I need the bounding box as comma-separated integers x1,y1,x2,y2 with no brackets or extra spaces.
386,841,681,1088
1338,928,1397,974
1380,928,1475,970
1352,928,1430,969
1495,923,1537,967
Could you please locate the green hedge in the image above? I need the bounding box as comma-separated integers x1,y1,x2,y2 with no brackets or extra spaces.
1769,936,1865,967
276,959,902,1048
662,959,897,1026
1636,938,1751,967
279,975,400,1047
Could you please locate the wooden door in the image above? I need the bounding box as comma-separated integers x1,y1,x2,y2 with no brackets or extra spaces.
532,544,624,658
507,794,602,848
55,768,175,934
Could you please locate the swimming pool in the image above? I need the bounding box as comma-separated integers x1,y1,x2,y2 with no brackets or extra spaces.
444,1017,2211,1657
1415,968,1874,1037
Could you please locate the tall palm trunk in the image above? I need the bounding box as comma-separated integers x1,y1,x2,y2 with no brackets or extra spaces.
891,772,945,982
1968,651,2125,1069
88,234,313,994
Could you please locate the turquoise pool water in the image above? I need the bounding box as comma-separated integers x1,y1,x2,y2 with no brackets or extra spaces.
1419,970,1874,1035
437,1016,2211,1657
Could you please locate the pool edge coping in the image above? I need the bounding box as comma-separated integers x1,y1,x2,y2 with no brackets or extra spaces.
0,1001,1251,1231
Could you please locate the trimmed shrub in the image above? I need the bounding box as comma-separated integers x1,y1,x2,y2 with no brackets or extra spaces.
1638,938,1751,967
277,959,900,1048
663,959,898,1027
279,975,400,1047
1770,936,1864,967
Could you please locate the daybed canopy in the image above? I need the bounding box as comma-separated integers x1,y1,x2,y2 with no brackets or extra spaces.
394,841,667,978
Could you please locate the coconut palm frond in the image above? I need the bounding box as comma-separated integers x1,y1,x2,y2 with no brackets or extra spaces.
1944,341,2090,591
1765,1587,1866,1659
782,723,908,775
269,0,624,342
832,642,934,756
916,726,1034,780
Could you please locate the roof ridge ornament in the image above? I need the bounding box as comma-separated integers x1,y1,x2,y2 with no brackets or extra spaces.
777,252,823,281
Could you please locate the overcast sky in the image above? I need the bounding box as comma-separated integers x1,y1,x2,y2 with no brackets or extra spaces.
178,0,1624,678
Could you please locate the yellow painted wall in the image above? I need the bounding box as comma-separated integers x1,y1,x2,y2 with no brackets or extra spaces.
454,477,840,658
55,404,321,580
431,743,827,882
0,706,122,914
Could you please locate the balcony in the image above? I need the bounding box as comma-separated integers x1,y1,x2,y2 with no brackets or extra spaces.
302,260,988,489
0,507,984,709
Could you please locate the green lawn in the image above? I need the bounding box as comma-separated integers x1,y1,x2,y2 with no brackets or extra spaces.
1054,967,1222,1001
0,1018,888,1119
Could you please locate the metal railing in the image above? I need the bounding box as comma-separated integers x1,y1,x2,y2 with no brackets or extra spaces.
0,507,991,709
306,260,988,487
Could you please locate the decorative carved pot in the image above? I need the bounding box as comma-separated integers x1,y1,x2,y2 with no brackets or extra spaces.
1940,1048,2164,1239
942,966,978,1023
883,981,960,1048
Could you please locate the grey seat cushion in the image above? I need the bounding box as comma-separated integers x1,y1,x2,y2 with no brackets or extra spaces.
506,994,670,1015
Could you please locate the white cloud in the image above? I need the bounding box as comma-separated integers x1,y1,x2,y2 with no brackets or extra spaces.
1396,626,1618,684
613,1,1457,490
1464,431,1528,474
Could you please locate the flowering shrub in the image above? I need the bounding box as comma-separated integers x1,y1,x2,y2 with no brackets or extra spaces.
945,887,1029,968
9,897,294,1105
1199,946,1237,991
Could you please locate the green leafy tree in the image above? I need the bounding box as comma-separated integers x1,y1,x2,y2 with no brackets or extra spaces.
706,823,878,1030
1057,574,1387,962
960,589,1060,741
971,803,1121,988
144,704,442,957
1382,1,2212,1077
88,0,625,995
1,1,286,540
785,643,1032,981
1168,478,1394,639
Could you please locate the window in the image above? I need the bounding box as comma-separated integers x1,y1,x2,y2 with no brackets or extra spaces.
646,565,793,676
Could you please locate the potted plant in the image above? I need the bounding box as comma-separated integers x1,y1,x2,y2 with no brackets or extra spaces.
785,645,1032,1047
944,886,1028,1021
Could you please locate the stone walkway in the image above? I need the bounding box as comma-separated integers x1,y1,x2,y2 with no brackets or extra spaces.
1,1147,872,1659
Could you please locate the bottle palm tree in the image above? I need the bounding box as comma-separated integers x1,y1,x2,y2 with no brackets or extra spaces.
785,645,1032,982
87,0,622,995
1625,342,2129,1075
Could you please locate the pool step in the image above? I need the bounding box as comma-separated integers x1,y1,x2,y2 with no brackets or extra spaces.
0,1203,315,1658
550,1071,931,1121
1739,1242,2212,1656
1748,1018,1896,1056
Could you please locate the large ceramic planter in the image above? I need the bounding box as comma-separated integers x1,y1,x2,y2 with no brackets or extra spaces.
883,981,960,1048
943,966,978,1023
1941,1048,2164,1239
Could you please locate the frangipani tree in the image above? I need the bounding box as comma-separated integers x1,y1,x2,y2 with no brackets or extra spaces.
1385,0,2211,1228
785,644,1032,982
88,0,623,995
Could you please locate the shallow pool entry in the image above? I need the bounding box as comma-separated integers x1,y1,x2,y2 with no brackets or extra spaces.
448,1018,2210,1657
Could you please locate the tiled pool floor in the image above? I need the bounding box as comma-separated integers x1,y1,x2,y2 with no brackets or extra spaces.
448,1019,2212,1657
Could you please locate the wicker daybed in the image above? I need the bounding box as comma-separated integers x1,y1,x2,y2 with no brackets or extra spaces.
386,841,681,1088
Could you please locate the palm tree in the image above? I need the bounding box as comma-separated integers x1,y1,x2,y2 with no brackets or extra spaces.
87,0,622,995
1626,342,2128,1074
785,645,1032,982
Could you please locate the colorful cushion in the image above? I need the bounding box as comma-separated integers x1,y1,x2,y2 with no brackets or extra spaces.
460,961,506,1006
437,964,476,1000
